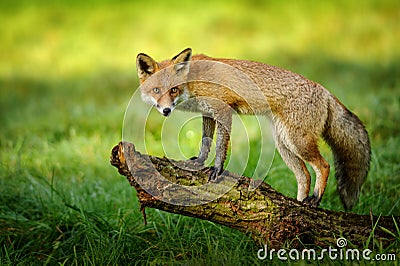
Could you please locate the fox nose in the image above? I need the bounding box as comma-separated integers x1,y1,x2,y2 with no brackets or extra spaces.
162,108,171,116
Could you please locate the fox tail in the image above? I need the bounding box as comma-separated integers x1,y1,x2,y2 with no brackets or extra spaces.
323,95,371,210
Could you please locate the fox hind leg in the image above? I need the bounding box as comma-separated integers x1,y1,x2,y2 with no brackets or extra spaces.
303,154,330,207
275,125,330,207
275,136,311,202
293,138,330,208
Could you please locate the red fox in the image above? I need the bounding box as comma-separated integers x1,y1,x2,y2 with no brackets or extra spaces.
136,48,371,210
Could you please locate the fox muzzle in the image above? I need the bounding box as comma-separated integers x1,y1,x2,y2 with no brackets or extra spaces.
162,108,171,116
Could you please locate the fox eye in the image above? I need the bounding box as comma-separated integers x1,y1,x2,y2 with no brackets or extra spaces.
170,87,178,93
153,88,160,94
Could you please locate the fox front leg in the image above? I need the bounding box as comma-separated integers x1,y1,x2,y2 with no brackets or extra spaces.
209,111,232,181
191,115,216,165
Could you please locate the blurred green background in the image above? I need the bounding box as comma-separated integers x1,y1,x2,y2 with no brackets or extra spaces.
1,0,399,264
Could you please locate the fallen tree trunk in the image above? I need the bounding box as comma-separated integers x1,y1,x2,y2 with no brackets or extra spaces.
110,142,399,250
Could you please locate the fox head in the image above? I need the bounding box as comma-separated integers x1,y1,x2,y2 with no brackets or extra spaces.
136,48,192,116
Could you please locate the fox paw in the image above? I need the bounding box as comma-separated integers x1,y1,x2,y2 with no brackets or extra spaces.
302,195,320,208
208,167,223,182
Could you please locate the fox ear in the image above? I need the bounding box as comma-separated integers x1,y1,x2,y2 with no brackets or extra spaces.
136,53,159,82
172,48,192,76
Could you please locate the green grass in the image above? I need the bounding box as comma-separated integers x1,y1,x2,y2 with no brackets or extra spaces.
1,0,399,264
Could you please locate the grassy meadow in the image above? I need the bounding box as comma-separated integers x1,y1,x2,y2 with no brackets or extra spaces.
1,0,399,264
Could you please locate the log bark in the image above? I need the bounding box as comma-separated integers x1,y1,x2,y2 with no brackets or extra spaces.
110,141,399,250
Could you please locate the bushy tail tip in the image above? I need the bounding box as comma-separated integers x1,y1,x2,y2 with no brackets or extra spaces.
324,96,371,210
